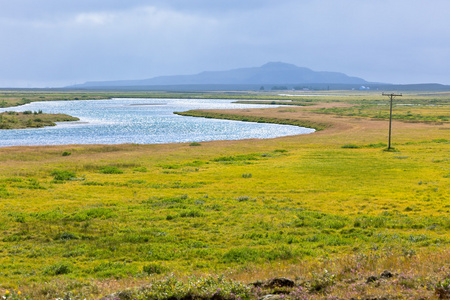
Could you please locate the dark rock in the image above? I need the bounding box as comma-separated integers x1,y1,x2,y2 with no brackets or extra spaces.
366,275,378,283
265,277,295,288
251,280,264,288
99,290,134,300
261,295,283,300
436,287,450,299
380,270,393,278
210,293,225,300
117,290,134,300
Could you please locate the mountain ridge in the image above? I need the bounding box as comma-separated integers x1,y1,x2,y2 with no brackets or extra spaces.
70,62,368,88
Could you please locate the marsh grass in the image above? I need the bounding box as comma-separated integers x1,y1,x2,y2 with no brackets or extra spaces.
0,91,449,298
9,251,450,299
314,101,450,124
99,166,124,174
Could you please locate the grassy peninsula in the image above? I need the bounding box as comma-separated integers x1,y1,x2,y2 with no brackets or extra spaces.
0,90,449,299
174,110,329,131
0,110,79,129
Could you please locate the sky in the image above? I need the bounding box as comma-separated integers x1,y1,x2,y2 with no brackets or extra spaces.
1,0,450,88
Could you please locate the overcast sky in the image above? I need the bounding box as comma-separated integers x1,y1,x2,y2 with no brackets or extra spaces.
1,0,450,87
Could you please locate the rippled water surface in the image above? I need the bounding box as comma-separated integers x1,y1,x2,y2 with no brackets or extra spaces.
0,98,314,147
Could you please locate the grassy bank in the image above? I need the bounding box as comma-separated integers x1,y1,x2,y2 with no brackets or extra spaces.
174,110,329,131
0,90,350,108
0,91,449,299
0,110,79,129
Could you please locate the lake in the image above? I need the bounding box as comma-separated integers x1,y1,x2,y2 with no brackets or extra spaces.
0,98,314,147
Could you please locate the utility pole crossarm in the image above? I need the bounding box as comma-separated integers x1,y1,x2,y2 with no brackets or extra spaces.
382,93,403,97
382,93,402,150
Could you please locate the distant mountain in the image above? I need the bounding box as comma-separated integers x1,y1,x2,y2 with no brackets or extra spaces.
70,62,368,88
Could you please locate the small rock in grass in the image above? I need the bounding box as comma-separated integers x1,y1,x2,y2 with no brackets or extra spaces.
265,277,295,288
251,280,264,287
262,295,283,300
380,270,393,278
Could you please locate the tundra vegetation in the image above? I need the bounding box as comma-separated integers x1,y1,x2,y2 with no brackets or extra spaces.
0,110,79,129
0,90,449,299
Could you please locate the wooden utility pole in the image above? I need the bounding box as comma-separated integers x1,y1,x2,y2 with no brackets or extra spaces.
382,93,402,150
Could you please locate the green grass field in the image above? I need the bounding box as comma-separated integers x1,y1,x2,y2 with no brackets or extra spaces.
0,90,449,299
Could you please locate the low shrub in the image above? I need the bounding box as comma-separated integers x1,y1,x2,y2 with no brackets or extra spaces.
235,196,251,202
133,166,148,172
44,262,72,275
143,263,168,275
71,207,116,221
436,278,450,298
365,142,387,148
99,166,123,174
212,153,259,162
179,209,204,218
136,276,251,300
51,169,76,182
341,144,360,149
222,247,261,263
54,232,78,241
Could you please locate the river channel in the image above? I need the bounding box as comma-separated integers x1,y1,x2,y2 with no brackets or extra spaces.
0,98,314,147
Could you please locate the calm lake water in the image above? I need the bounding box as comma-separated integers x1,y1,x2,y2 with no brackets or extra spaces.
0,98,314,147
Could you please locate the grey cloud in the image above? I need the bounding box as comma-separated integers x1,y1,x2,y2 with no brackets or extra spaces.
1,0,450,87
